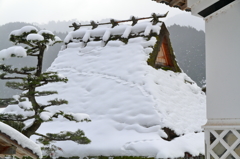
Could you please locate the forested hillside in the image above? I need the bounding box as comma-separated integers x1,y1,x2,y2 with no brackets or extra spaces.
168,24,205,87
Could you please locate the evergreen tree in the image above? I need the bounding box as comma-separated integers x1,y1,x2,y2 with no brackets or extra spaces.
0,26,91,145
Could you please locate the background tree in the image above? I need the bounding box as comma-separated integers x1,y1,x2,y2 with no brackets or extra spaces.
0,26,90,145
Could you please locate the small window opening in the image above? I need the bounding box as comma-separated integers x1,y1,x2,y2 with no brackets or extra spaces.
155,36,172,67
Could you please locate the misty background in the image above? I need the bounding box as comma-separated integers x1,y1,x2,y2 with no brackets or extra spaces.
0,19,205,98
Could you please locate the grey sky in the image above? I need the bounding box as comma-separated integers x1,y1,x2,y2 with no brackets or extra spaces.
0,0,185,25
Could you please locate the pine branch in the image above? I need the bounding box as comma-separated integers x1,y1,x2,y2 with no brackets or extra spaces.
0,65,35,75
34,91,58,97
0,113,36,122
48,99,68,106
21,66,36,73
6,81,28,90
1,120,25,132
35,81,48,87
36,129,91,145
9,30,38,47
41,99,68,109
0,98,18,107
0,73,7,79
26,72,68,88
42,72,68,83
41,33,55,41
1,76,25,80
26,46,39,54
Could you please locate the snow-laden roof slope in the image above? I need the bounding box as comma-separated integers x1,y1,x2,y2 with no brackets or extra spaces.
0,122,42,158
7,21,205,158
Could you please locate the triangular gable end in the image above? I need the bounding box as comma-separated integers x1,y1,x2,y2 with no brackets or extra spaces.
147,23,181,72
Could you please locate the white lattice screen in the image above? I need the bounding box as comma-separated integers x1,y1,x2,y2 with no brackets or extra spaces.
205,129,240,159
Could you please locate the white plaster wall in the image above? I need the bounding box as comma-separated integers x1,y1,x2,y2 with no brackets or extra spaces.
206,2,240,119
188,0,219,17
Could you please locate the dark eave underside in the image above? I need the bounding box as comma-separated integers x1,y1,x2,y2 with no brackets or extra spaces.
152,0,191,11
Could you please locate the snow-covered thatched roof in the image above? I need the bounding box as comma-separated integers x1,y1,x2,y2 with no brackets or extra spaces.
3,18,206,158
0,122,42,158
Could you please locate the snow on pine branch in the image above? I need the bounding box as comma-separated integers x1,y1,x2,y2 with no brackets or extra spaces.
9,26,62,48
27,33,44,41
9,26,38,36
65,113,91,122
38,30,54,35
40,111,54,121
18,100,33,110
0,26,62,61
0,46,27,60
40,110,90,122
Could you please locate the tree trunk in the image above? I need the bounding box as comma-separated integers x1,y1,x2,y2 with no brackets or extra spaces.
23,45,46,138
36,45,45,76
22,120,42,137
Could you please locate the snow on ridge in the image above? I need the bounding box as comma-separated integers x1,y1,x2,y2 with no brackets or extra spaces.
64,21,162,43
0,122,42,158
33,33,206,158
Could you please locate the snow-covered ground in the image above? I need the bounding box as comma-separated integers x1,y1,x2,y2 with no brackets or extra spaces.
1,21,206,158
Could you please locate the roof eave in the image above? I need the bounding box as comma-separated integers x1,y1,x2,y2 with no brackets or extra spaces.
0,133,39,159
152,0,191,11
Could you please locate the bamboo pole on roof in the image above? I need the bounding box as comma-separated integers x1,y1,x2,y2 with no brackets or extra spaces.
69,12,169,30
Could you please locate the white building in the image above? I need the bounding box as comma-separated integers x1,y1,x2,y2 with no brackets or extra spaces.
189,0,240,158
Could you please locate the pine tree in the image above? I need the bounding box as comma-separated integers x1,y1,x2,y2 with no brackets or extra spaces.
0,26,91,145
